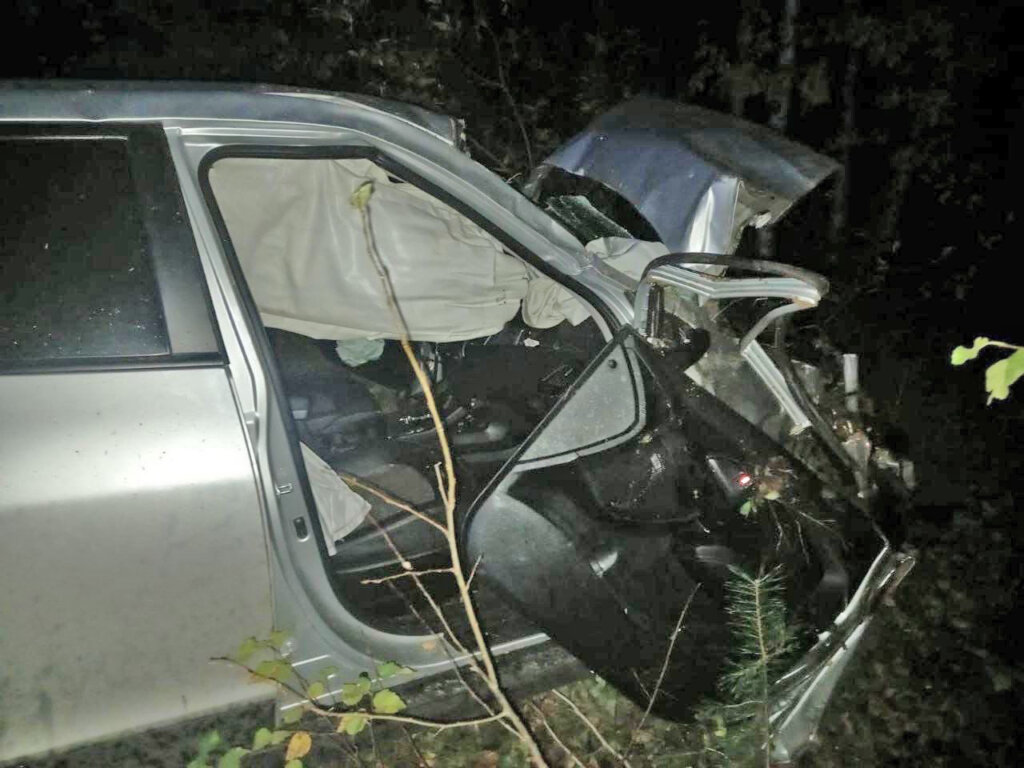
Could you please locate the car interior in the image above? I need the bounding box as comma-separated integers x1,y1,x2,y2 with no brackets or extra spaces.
207,155,609,644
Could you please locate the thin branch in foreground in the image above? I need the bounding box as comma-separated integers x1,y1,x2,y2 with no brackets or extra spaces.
362,508,479,665
378,577,517,739
466,554,483,589
401,725,430,768
368,720,379,766
360,507,416,572
527,703,586,768
552,689,634,768
339,471,448,535
466,135,515,176
361,567,455,585
468,23,533,170
352,185,548,766
487,27,533,169
431,462,451,509
625,584,701,757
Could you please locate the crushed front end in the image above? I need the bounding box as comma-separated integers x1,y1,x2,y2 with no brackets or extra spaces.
525,97,918,759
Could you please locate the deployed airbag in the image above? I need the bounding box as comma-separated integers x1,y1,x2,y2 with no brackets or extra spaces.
300,443,370,554
210,158,532,342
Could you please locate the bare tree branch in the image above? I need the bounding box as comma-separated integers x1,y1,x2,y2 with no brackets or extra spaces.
361,567,455,585
474,24,534,169
625,584,701,757
552,689,634,768
339,472,448,535
351,185,549,766
466,554,483,590
527,703,586,768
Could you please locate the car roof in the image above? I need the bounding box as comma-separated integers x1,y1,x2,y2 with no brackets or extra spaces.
0,80,463,146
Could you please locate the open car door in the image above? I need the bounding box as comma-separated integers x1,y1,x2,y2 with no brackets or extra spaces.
463,260,895,722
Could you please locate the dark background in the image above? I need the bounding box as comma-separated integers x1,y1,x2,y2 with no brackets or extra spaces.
2,1,1021,764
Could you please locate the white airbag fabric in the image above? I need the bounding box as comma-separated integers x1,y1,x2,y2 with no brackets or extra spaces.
300,443,370,555
210,158,533,342
521,266,592,328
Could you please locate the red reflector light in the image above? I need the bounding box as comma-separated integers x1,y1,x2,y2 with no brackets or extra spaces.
736,472,753,488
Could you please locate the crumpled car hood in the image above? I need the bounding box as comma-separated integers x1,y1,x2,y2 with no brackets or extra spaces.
526,97,839,254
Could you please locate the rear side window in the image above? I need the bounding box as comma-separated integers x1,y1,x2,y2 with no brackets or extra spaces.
0,138,168,361
0,125,222,369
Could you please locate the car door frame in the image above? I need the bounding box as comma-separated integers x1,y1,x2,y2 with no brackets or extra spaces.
161,119,631,701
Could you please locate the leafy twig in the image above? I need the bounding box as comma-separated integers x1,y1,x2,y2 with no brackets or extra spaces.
951,337,1024,403
352,506,520,741
223,651,509,733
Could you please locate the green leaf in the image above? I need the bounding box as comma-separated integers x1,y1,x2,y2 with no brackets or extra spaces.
371,689,406,715
713,714,728,738
739,500,754,518
270,730,292,745
281,706,304,725
196,730,221,761
350,181,375,210
306,681,326,700
268,629,290,650
285,731,312,761
375,661,413,679
254,659,292,683
217,747,249,768
284,761,304,768
185,761,210,768
340,674,372,706
235,637,259,663
337,712,369,736
951,336,991,365
985,349,1024,403
251,727,273,751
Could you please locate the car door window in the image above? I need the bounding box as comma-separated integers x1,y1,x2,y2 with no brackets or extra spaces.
0,126,221,370
0,137,167,361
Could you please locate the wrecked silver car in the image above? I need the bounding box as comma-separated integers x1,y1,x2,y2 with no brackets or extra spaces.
0,83,912,763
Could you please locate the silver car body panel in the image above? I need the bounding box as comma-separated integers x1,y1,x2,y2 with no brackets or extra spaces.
526,97,839,255
771,548,915,761
0,80,463,147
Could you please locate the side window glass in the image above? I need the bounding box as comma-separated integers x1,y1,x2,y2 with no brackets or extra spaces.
517,334,646,468
0,137,169,363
